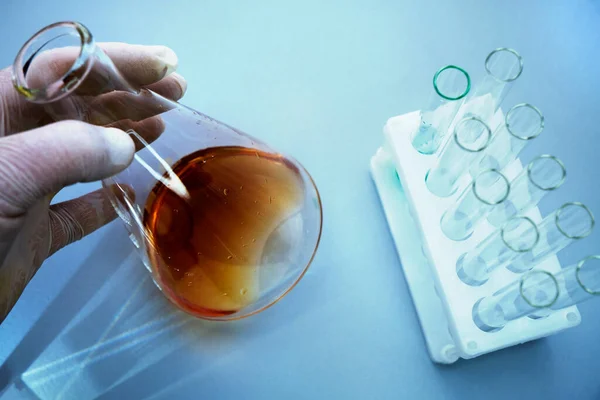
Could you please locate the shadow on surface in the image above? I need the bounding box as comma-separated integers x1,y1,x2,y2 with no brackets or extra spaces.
0,224,133,395
0,220,333,400
94,233,335,400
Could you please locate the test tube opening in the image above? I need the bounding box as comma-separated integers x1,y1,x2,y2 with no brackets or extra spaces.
527,155,567,191
433,65,471,100
424,117,491,197
576,255,600,295
472,270,559,332
520,270,560,308
485,48,524,83
556,202,595,240
440,169,508,241
412,65,472,155
505,103,544,140
473,169,510,206
456,217,538,286
454,117,492,153
487,155,565,228
502,216,539,252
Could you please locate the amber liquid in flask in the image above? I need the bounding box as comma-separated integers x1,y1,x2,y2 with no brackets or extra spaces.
143,146,305,318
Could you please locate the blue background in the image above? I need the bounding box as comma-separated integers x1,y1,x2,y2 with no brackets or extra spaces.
1,0,600,399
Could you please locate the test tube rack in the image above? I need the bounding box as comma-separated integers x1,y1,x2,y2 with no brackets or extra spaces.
370,106,580,364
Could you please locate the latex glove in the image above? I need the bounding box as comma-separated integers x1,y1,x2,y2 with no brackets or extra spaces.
0,43,187,323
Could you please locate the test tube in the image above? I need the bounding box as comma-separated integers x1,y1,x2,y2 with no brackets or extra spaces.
411,65,471,155
548,255,600,310
487,155,566,227
472,270,559,332
527,256,600,321
440,169,510,241
425,117,492,198
508,202,595,273
456,217,539,286
469,104,544,178
462,48,524,124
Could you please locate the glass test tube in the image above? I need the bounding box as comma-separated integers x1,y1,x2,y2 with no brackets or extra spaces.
440,169,510,241
462,48,524,124
425,117,492,198
487,155,566,227
469,103,544,178
411,65,471,155
472,270,559,332
508,202,595,273
549,255,600,310
456,217,539,286
528,256,600,320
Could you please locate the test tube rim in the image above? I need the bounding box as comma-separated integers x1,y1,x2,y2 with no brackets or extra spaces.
484,47,524,83
432,65,471,101
520,270,559,308
576,255,600,295
501,216,540,253
555,202,595,240
505,103,545,140
527,154,567,191
453,117,492,153
473,169,510,206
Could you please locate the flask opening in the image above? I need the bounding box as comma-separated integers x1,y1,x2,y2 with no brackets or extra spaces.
12,21,94,103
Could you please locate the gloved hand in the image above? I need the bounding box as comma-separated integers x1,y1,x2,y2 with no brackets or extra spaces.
0,43,187,323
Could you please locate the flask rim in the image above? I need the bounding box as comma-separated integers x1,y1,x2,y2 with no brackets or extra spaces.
12,21,94,104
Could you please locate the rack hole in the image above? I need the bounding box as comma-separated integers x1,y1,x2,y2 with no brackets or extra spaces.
566,312,579,323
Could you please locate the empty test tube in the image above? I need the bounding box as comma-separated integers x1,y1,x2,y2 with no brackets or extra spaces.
456,217,539,286
547,255,600,310
411,65,471,155
509,202,595,273
472,270,559,332
461,48,524,124
528,255,600,319
425,117,492,197
440,169,510,241
469,104,544,178
487,155,566,227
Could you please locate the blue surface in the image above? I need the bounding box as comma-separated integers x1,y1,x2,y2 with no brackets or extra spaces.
1,0,600,399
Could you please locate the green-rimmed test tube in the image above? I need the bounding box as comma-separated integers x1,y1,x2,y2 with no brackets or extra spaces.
440,169,510,241
425,117,492,198
508,202,594,273
487,155,566,228
412,65,471,155
472,270,559,332
469,103,544,178
456,217,539,286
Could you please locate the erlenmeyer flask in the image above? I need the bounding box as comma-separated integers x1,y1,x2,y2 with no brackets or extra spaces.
12,21,323,320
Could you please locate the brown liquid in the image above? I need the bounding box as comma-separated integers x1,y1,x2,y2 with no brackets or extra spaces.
143,146,304,318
